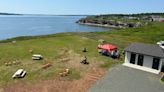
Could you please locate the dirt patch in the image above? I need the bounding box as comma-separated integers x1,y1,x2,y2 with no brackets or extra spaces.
56,50,102,72
3,68,106,92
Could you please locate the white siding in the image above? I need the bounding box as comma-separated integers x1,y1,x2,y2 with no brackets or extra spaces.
125,52,130,63
135,54,138,64
159,59,164,71
124,51,163,72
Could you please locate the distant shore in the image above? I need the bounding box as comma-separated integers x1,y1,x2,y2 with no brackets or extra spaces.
78,22,123,28
0,12,22,15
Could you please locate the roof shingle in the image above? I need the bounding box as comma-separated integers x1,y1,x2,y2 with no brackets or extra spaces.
124,42,164,58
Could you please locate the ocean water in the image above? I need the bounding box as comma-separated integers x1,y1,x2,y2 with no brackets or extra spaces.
0,15,109,40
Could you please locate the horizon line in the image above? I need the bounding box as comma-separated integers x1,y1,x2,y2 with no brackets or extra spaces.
1,12,164,16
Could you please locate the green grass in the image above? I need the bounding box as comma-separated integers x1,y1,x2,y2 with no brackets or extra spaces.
161,76,164,83
0,22,164,85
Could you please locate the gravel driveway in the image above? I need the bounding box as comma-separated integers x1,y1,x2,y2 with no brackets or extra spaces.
87,65,164,92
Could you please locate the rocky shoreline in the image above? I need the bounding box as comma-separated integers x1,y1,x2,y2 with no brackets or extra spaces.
78,22,123,28
76,19,142,28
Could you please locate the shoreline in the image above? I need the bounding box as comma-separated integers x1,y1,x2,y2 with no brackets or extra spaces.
78,22,125,28
0,32,70,42
0,31,105,43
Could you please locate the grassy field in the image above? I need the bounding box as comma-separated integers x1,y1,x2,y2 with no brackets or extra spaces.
0,22,164,86
0,33,119,86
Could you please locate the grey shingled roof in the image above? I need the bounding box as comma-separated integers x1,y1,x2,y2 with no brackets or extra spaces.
124,42,164,58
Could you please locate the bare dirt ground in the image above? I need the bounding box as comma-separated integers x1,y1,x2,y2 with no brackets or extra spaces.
2,68,106,92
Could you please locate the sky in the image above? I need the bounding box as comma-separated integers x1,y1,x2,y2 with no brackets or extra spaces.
0,0,164,15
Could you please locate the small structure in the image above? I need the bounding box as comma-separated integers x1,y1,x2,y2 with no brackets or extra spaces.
32,54,43,60
98,44,120,58
12,69,26,79
123,42,164,74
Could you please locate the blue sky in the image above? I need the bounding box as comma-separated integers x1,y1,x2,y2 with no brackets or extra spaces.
0,0,164,15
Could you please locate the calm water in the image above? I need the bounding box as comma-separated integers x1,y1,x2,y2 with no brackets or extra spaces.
0,15,109,40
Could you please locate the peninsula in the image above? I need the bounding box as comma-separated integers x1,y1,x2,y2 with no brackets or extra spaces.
76,13,164,28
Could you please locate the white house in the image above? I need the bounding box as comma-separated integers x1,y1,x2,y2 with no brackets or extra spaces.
123,42,164,74
152,18,164,22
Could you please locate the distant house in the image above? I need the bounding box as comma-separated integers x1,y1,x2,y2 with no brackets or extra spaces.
152,17,164,22
128,16,138,20
123,42,164,74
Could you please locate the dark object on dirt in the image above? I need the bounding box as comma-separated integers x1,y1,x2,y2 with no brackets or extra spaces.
82,48,87,52
81,56,89,64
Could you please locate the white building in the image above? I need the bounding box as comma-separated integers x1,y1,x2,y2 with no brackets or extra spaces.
123,42,164,74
